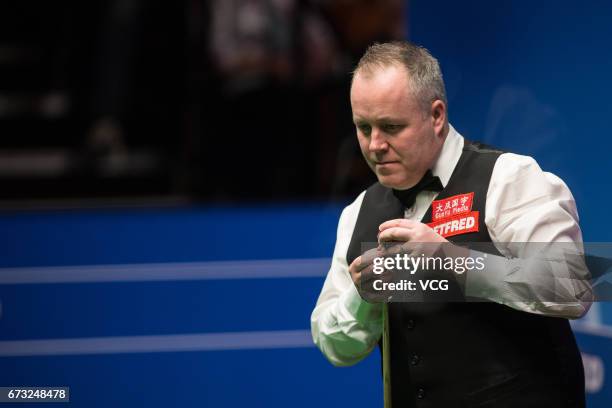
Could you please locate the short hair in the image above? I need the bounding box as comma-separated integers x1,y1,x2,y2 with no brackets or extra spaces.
353,41,447,112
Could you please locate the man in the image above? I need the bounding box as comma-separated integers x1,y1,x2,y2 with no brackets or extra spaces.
311,41,592,407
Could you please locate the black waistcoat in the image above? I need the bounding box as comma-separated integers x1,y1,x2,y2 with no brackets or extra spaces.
346,141,585,408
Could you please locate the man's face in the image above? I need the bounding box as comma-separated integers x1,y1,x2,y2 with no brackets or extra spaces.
350,64,445,190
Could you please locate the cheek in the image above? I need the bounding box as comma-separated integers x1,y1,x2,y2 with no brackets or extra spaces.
357,135,370,154
392,138,419,162
396,130,434,160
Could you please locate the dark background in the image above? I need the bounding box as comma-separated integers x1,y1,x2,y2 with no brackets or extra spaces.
0,0,408,203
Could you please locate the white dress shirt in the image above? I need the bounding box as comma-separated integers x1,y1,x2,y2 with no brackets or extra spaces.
311,124,592,367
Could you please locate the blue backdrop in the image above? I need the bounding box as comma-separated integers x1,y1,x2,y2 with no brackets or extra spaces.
0,206,386,407
409,0,612,405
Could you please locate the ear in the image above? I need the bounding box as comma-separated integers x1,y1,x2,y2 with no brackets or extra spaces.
431,100,447,138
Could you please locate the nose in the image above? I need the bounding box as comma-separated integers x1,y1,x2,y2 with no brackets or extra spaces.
369,127,388,153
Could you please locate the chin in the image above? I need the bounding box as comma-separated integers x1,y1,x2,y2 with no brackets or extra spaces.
377,176,407,190
376,172,419,190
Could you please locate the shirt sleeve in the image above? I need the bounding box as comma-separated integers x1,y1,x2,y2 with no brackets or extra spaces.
466,152,593,318
310,191,384,366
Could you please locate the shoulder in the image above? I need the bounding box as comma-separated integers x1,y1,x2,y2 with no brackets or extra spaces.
486,152,578,230
485,151,581,244
338,189,367,230
493,152,570,190
494,152,539,179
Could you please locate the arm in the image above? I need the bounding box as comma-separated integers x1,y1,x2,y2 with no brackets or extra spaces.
311,191,383,366
467,153,593,318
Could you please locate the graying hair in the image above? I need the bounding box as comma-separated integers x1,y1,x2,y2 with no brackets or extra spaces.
353,41,448,112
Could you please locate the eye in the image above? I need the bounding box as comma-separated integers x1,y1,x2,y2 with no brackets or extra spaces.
356,123,372,135
381,124,404,134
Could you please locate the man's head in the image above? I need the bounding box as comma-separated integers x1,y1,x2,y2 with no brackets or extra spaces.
350,41,448,190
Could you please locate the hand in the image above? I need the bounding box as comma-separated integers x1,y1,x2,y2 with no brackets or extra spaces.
349,247,392,303
378,219,447,257
378,219,469,294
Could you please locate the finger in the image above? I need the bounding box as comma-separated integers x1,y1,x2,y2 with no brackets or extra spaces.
381,241,416,257
348,259,362,284
358,266,376,292
361,247,382,265
359,263,374,281
359,264,393,303
379,241,403,255
360,264,387,287
349,256,363,275
379,218,416,232
350,254,374,273
378,227,414,243
350,270,361,285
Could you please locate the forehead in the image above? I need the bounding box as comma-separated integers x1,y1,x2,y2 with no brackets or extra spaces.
350,65,419,120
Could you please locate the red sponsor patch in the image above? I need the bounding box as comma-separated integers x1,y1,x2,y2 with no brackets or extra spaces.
427,211,479,238
431,192,474,222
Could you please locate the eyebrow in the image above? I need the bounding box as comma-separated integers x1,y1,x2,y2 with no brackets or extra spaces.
353,116,403,124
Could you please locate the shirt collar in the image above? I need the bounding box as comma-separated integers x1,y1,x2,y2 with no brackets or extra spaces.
431,124,464,188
